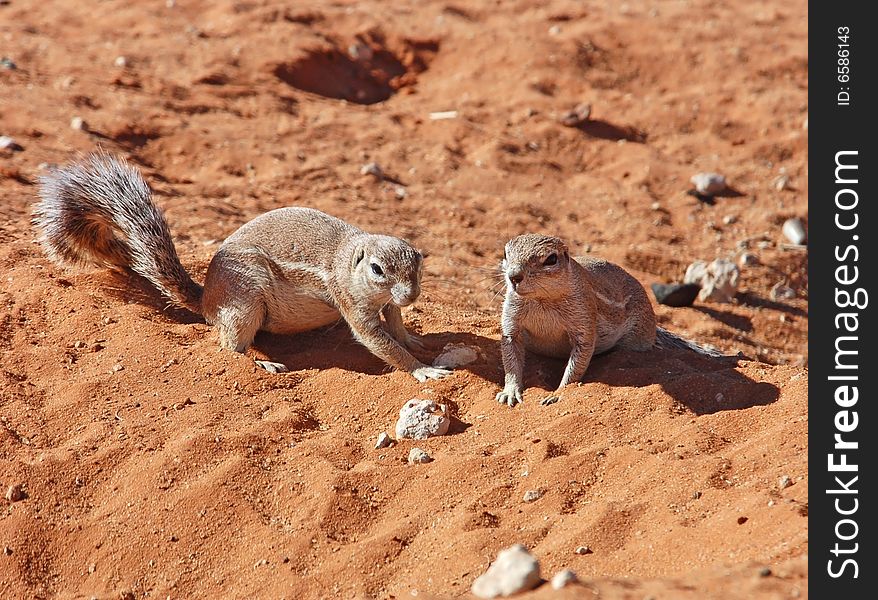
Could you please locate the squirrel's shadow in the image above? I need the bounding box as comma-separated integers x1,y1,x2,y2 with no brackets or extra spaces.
529,348,778,415
429,330,779,416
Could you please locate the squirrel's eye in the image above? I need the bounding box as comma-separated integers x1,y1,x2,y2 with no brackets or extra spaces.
543,253,558,266
371,263,384,276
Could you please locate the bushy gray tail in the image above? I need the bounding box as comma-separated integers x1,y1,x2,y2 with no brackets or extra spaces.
655,327,731,358
33,153,203,313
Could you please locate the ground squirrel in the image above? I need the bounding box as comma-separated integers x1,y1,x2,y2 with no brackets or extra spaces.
34,153,452,381
496,234,726,407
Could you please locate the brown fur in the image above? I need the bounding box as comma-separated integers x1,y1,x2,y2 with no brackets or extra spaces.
33,153,450,381
496,234,659,407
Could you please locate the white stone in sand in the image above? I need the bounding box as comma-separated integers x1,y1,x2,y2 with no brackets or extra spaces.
432,343,479,368
690,172,727,196
684,258,739,303
471,544,541,598
551,569,579,589
396,399,450,440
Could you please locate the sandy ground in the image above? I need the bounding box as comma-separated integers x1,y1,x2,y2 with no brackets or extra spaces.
1,0,808,598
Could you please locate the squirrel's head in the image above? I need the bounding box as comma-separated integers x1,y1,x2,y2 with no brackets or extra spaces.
351,235,423,307
501,234,572,300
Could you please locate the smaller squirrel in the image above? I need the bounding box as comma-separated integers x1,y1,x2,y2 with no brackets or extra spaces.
34,153,451,381
496,234,727,407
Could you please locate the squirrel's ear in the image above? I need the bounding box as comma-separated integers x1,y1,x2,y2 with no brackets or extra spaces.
352,247,365,269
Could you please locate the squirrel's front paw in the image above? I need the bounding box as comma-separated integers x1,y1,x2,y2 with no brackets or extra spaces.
411,365,452,382
496,387,523,407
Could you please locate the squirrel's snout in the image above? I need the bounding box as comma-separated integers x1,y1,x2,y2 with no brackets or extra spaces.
507,270,525,288
392,283,419,306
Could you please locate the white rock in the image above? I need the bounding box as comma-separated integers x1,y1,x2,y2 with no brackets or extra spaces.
70,116,87,131
407,447,432,464
782,218,807,245
348,42,373,62
396,399,450,440
0,135,17,149
774,174,790,191
551,569,578,589
778,475,792,490
374,432,393,449
722,214,738,225
684,259,739,303
522,489,544,503
574,545,592,555
471,544,541,598
738,252,759,267
5,484,24,502
690,172,726,196
429,110,459,120
770,283,796,301
114,55,128,68
394,185,407,200
432,343,479,368
360,162,384,179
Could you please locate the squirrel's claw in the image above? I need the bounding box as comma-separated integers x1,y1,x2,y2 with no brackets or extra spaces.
496,387,523,407
411,365,452,382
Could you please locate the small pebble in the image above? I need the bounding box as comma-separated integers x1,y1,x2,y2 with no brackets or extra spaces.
396,399,450,440
522,489,544,503
559,103,592,127
0,57,15,70
550,569,578,589
778,475,792,490
5,484,24,502
360,162,384,179
111,363,124,373
650,201,662,211
471,544,541,599
432,343,479,368
70,116,87,131
548,24,562,36
738,252,759,267
770,283,796,301
2,546,11,555
650,282,700,307
690,172,727,196
759,566,772,577
429,110,459,120
348,42,373,62
782,217,807,245
722,214,738,225
574,545,592,555
692,490,702,499
254,558,268,568
114,56,128,68
408,448,432,464
737,516,748,525
394,186,407,200
684,259,739,303
0,135,23,151
374,432,393,449
774,174,790,191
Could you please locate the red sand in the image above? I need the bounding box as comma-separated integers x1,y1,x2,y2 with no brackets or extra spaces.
1,0,807,597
